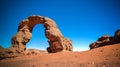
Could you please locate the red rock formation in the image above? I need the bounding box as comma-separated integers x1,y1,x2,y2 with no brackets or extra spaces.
89,35,112,49
11,15,73,53
0,15,73,59
111,29,120,44
90,29,120,49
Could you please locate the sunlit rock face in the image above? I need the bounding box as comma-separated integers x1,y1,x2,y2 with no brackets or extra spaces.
89,29,120,49
11,15,73,53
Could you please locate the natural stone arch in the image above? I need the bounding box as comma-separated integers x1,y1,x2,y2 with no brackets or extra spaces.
11,15,73,53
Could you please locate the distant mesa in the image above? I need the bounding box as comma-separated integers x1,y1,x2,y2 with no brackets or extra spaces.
89,29,120,49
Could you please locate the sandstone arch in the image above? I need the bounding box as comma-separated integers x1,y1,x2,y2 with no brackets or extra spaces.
11,15,73,53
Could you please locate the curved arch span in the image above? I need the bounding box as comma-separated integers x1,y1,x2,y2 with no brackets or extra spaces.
11,15,73,53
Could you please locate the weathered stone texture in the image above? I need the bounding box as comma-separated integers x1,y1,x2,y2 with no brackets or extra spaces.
11,15,73,53
90,29,120,49
0,15,73,59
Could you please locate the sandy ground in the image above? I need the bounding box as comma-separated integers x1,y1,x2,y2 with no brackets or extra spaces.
0,44,120,67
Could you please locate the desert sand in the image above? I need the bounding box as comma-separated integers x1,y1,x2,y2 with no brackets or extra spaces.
0,44,120,67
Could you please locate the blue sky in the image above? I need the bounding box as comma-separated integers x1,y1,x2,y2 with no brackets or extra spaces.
0,0,120,51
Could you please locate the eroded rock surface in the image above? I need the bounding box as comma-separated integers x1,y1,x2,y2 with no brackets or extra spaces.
43,17,73,53
0,15,73,60
89,35,112,49
111,29,120,44
11,15,73,53
90,29,120,49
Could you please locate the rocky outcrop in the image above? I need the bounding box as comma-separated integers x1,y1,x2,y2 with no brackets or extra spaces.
2,15,73,55
43,17,73,53
90,29,120,49
11,16,45,52
0,15,73,59
89,35,112,49
47,37,72,53
111,29,120,44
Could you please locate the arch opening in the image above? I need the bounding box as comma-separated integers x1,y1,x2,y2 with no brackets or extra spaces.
26,24,49,51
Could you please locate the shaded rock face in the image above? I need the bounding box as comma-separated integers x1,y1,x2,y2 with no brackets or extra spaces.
11,15,73,53
90,29,120,49
111,29,120,44
89,35,112,49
